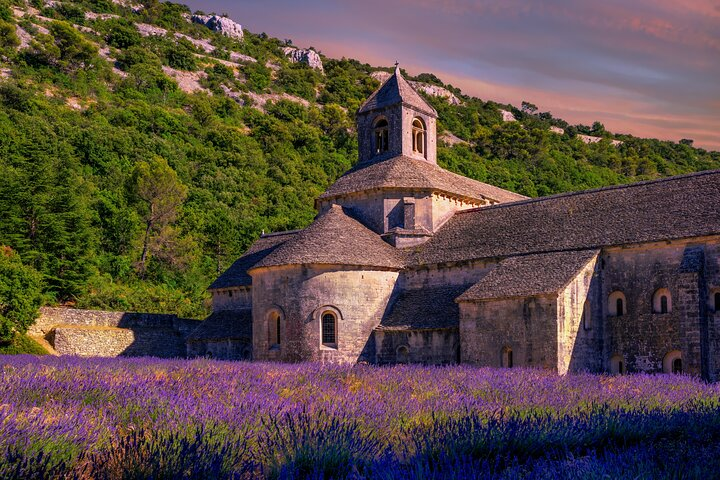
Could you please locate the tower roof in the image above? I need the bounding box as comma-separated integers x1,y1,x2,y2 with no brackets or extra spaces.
358,65,437,117
318,154,527,204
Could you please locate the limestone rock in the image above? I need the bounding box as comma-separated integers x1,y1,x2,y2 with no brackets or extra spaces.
192,15,244,41
282,47,324,73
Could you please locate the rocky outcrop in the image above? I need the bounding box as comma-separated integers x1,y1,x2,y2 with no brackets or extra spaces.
283,47,324,72
192,15,243,41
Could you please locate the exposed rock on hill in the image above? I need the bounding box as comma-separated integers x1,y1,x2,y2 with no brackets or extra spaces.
283,47,324,72
191,15,243,41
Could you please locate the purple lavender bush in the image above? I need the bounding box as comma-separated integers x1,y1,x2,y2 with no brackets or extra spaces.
1,355,719,479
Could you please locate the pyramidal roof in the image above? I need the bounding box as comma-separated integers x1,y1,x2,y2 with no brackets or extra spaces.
319,155,527,204
250,205,406,270
358,65,437,117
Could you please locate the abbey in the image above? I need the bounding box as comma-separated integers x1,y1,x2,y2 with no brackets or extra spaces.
188,66,720,380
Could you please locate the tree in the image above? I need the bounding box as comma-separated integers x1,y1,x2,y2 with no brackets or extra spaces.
679,139,694,147
521,101,538,115
29,21,98,72
0,20,19,50
0,247,43,343
134,157,188,276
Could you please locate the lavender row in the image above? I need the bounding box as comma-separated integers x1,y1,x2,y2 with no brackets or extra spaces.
1,355,719,479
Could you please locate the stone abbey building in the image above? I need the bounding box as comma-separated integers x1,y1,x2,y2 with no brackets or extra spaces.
188,66,720,380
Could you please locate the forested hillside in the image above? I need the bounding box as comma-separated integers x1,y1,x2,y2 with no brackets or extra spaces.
0,0,718,318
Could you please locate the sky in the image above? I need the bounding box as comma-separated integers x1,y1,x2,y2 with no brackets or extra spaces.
183,0,720,151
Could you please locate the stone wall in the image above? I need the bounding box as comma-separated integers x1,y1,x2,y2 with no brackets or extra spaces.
32,307,200,358
187,338,252,361
599,238,720,379
251,264,399,363
211,286,252,311
557,255,600,374
459,295,558,369
374,328,459,364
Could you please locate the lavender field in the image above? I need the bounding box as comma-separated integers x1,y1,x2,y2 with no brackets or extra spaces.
2,356,720,479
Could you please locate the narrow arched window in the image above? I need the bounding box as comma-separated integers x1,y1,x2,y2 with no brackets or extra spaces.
715,292,720,312
374,119,389,154
663,350,682,374
321,312,337,347
608,291,626,317
502,346,513,368
412,118,425,156
583,300,592,330
672,358,682,374
652,288,672,314
268,311,281,349
610,355,625,374
396,345,409,363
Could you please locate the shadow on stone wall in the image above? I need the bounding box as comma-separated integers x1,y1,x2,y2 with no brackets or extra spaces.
31,307,201,358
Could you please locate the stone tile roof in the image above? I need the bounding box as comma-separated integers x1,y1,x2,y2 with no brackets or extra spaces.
209,230,299,289
318,155,527,204
251,205,406,270
414,170,720,265
457,250,599,302
187,309,252,341
358,65,437,117
378,284,473,330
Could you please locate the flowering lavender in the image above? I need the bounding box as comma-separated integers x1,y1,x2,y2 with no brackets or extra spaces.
1,355,719,479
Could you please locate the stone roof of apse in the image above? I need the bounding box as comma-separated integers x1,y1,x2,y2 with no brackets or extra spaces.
209,230,299,289
251,205,406,270
318,155,527,204
187,309,252,341
457,250,600,302
377,284,473,330
412,169,720,265
358,65,437,117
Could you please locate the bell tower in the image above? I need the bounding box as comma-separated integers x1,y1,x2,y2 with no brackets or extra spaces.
356,64,438,165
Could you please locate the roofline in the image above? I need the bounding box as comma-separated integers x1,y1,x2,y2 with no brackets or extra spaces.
260,229,304,238
247,262,404,273
420,233,720,272
457,168,720,216
454,250,600,303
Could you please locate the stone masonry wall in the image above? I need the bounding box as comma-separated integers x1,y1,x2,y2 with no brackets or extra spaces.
211,286,252,311
251,264,399,363
557,255,600,374
597,237,720,379
374,329,459,364
459,295,558,369
31,307,200,358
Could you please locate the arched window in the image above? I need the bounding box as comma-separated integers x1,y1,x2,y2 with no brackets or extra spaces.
501,346,513,368
608,291,627,317
374,118,389,154
663,350,682,374
267,311,281,349
583,300,592,330
610,355,625,375
396,345,409,363
321,312,337,347
652,288,672,314
412,118,426,156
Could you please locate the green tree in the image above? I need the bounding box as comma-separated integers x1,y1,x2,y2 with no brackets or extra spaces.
0,19,19,50
29,21,98,72
0,247,43,343
134,156,188,277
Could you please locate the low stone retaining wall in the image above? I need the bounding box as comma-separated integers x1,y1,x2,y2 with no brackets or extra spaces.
32,307,201,358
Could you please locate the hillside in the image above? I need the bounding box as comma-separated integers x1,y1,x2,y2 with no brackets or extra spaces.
0,0,718,318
